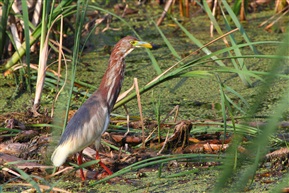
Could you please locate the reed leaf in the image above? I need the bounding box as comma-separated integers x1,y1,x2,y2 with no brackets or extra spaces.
153,20,181,60
172,17,226,67
3,0,74,70
0,0,12,59
33,0,50,107
13,168,42,193
214,26,289,192
62,0,89,132
20,0,31,92
92,154,222,185
221,0,258,54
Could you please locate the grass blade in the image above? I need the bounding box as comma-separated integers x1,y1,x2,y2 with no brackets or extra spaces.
20,0,31,92
13,168,42,193
0,0,12,58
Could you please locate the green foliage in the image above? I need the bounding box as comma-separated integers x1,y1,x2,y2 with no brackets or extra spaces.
152,92,162,143
232,0,249,15
2,0,74,70
215,27,289,192
91,154,222,185
62,0,90,131
0,0,12,59
20,0,31,92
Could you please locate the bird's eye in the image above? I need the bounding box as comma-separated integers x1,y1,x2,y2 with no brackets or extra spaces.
130,40,136,45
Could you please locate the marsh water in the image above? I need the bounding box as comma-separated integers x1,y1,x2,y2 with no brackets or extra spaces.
1,10,287,120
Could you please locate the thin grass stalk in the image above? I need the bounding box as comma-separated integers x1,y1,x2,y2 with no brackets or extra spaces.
56,16,64,87
202,0,230,46
216,75,228,138
179,46,287,73
153,20,181,60
223,85,249,114
210,0,219,37
62,0,89,132
31,0,42,27
13,168,41,193
51,15,64,117
214,27,289,192
3,0,74,70
92,154,221,185
153,28,237,91
203,0,252,86
20,0,31,92
221,0,258,54
134,78,146,148
215,75,241,173
156,0,173,26
101,140,129,154
264,8,289,30
0,0,11,59
4,29,37,70
153,19,190,91
33,0,50,108
157,129,170,155
233,91,289,190
212,79,244,191
172,17,226,67
48,0,56,27
222,10,252,86
10,22,21,49
0,127,21,133
27,123,62,129
153,95,162,143
162,168,199,178
32,14,64,112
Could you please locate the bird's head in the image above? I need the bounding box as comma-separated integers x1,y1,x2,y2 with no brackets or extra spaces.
114,36,152,57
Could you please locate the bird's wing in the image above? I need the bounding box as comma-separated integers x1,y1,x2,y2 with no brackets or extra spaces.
58,94,109,148
51,94,109,166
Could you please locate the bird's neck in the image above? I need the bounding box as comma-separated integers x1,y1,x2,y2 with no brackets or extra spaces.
98,53,126,112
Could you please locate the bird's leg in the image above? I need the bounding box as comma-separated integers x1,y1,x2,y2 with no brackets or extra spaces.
95,151,113,175
77,151,86,181
123,104,130,138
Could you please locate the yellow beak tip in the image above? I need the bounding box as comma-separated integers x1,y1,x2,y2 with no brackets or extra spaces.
135,41,153,49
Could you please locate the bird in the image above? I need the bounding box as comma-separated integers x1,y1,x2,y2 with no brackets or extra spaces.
51,36,152,180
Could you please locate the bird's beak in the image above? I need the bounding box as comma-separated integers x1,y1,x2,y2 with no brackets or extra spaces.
134,41,153,49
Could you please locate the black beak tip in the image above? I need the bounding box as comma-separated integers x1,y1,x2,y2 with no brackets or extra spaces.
151,44,160,50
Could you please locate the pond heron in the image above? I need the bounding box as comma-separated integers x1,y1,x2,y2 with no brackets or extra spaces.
51,36,152,180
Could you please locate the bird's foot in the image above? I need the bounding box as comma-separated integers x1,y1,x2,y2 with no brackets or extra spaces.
94,170,112,180
99,161,113,175
77,151,86,181
80,168,86,181
95,151,113,175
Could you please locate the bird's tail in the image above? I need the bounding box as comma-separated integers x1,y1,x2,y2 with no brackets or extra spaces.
51,144,71,167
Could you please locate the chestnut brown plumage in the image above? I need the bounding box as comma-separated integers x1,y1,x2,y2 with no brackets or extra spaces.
51,36,152,180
